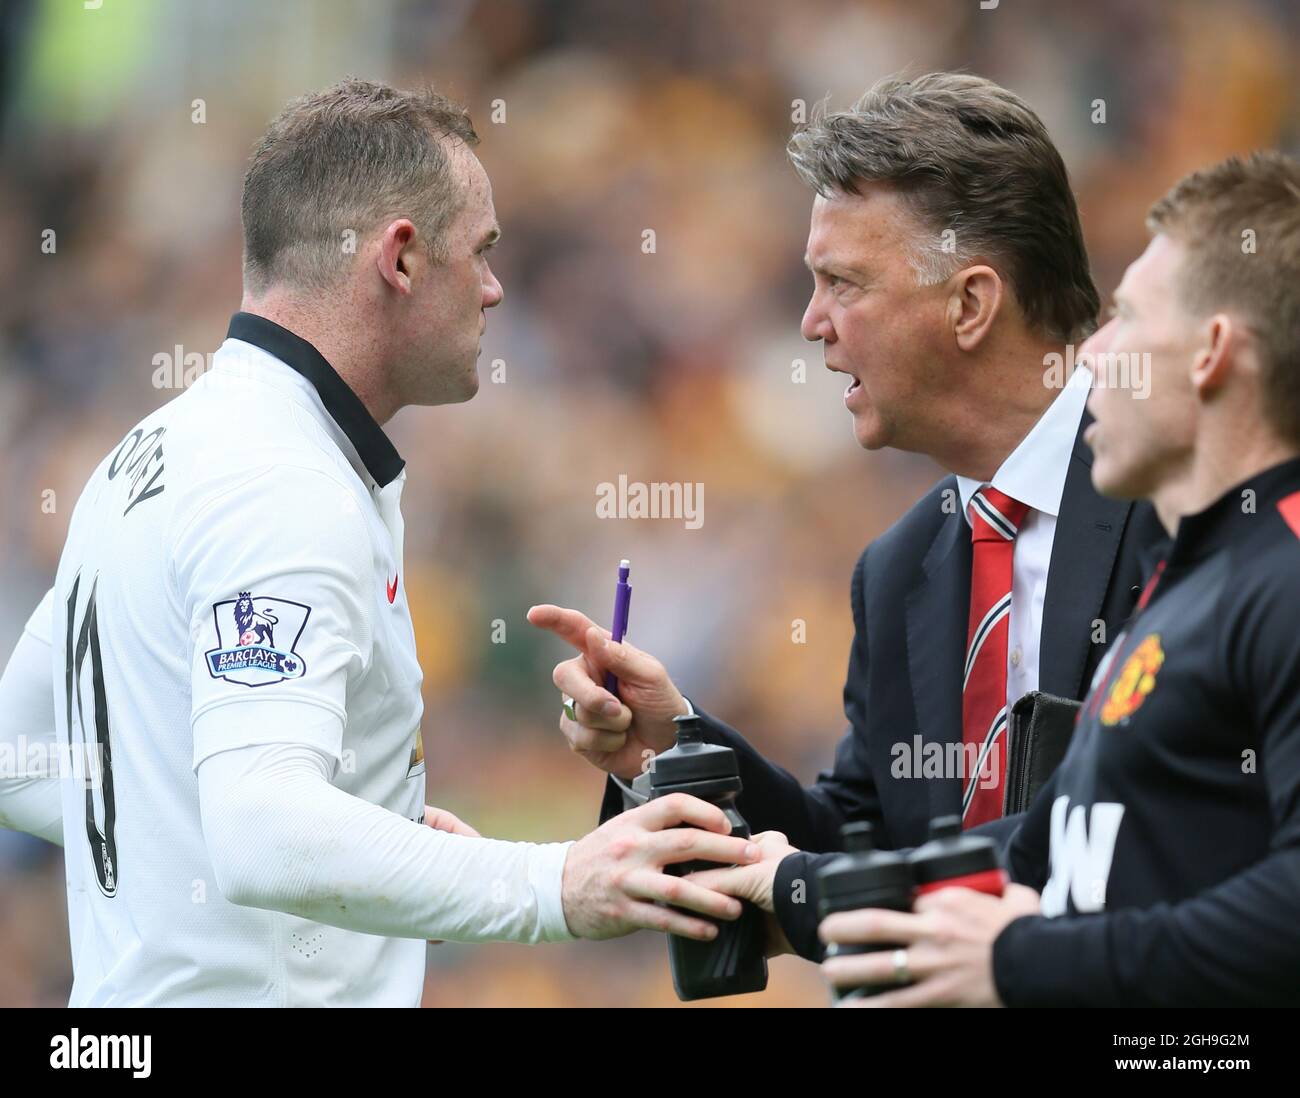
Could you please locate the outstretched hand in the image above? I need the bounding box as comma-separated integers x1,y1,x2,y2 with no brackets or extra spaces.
527,604,689,780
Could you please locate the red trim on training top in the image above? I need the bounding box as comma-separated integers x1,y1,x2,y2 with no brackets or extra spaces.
1136,559,1167,612
1277,491,1300,540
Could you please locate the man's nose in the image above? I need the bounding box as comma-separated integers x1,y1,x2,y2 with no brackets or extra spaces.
484,268,504,308
801,293,832,343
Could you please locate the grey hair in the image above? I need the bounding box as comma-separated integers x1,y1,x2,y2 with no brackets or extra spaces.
907,233,973,287
787,72,1100,342
241,77,479,294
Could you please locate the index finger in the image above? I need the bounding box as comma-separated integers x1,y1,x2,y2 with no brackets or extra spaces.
681,864,753,893
527,604,611,652
819,908,929,947
635,792,731,835
913,885,993,915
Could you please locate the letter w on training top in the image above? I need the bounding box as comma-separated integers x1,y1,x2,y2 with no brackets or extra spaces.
1040,796,1124,916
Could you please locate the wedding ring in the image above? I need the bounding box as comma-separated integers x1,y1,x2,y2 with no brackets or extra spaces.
891,947,912,985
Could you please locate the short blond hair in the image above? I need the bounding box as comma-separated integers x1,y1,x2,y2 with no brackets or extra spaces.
1147,152,1300,444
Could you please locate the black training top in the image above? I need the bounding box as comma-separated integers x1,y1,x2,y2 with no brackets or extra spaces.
994,456,1300,1006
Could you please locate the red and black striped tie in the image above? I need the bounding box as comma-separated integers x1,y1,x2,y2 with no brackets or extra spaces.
962,486,1030,828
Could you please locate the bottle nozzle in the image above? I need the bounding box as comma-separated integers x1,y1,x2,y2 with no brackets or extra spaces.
930,815,962,840
672,713,704,744
841,821,875,853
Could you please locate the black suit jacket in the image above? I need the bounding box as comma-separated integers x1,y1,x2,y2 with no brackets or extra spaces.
599,412,1166,959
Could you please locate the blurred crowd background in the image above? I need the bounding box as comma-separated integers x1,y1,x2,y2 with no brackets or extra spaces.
0,0,1295,1007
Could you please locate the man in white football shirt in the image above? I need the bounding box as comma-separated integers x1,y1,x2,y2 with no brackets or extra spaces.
0,79,757,1006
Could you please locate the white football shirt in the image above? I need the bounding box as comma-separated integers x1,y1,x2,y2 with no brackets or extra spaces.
50,312,571,1006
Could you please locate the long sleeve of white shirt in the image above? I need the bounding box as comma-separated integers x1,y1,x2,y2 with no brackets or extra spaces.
0,589,63,846
177,461,576,948
195,735,575,945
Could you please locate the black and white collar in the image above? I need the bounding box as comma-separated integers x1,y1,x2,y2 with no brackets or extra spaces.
226,311,405,488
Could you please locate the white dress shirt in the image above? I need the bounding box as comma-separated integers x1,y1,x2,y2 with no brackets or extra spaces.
956,366,1093,715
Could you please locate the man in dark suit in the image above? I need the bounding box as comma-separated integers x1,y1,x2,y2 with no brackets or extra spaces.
529,72,1165,961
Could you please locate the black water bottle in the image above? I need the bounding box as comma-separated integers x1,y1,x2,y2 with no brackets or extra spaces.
815,822,914,1002
908,815,1007,899
648,713,768,1001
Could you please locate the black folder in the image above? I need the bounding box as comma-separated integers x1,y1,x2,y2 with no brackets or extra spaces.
1003,691,1082,815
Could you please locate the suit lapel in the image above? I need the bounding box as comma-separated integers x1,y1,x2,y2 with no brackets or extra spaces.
905,485,971,822
1038,414,1133,699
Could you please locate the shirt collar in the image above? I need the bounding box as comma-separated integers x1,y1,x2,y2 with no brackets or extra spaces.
956,364,1092,524
223,311,405,489
1166,455,1300,568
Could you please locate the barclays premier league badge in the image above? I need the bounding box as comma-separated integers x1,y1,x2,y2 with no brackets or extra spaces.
205,591,311,687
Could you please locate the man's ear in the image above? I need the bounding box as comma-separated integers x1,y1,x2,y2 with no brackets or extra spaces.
376,218,418,295
1190,313,1237,400
949,265,1003,352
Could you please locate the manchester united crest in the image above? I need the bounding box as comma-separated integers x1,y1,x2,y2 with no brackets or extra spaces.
1101,633,1164,726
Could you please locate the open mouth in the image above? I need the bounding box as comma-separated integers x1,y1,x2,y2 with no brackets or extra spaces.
845,377,862,397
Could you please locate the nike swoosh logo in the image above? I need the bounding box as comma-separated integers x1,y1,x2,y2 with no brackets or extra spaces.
387,574,399,604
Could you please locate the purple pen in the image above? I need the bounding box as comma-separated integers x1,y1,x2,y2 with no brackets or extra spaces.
604,559,632,697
